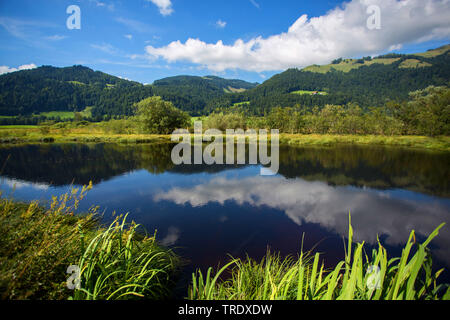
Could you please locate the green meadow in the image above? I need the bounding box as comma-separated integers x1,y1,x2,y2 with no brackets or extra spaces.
290,90,328,95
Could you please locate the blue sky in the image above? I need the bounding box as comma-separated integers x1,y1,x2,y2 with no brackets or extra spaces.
0,0,449,84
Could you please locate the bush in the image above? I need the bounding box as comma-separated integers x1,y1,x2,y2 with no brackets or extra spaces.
134,96,190,134
205,112,246,131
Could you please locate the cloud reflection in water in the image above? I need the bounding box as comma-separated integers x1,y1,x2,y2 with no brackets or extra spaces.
154,175,450,264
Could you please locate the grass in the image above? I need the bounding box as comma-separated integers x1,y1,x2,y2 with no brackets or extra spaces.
0,123,172,145
72,213,180,300
189,215,450,300
1,188,449,300
0,185,179,300
39,111,77,120
303,58,401,73
39,107,93,120
223,86,247,93
280,134,450,151
414,44,450,58
1,107,93,121
290,90,328,96
0,123,449,151
399,59,432,69
0,125,40,129
232,101,251,107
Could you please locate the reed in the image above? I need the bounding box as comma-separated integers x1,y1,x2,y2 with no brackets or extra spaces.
188,215,450,300
0,185,179,300
72,214,180,300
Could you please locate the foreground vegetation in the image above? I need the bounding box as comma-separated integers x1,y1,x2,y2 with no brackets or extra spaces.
0,187,179,300
189,217,450,300
1,188,449,300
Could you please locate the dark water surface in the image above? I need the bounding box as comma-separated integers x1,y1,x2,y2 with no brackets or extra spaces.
1,143,449,294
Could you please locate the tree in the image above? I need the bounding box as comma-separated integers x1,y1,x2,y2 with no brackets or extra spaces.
134,96,190,134
388,86,450,136
74,112,83,122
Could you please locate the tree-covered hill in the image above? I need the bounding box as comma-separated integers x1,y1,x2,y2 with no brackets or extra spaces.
0,66,257,118
0,65,153,118
0,45,448,119
151,75,258,115
219,45,450,115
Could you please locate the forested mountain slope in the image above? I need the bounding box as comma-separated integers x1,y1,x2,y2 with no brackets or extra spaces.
0,45,448,118
208,45,450,114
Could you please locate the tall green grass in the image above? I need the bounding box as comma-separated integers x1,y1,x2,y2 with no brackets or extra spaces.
189,215,450,300
72,214,179,300
0,185,179,300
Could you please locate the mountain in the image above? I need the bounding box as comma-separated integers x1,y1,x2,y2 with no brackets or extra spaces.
151,75,258,115
222,45,450,114
0,65,153,119
0,67,257,118
0,45,448,119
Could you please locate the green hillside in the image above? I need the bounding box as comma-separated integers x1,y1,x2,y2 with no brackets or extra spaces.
0,67,257,118
151,75,258,115
219,45,450,114
0,45,448,119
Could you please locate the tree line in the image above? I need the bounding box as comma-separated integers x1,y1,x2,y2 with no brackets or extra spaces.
113,86,448,137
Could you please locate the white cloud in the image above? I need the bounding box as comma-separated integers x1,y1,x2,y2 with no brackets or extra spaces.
3,177,49,190
216,19,227,29
0,63,37,75
144,0,450,72
249,0,260,9
89,0,115,11
45,35,67,41
91,43,119,55
125,34,133,40
116,17,157,34
147,0,173,16
154,175,450,265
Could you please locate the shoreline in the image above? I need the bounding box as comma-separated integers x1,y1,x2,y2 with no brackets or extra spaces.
1,128,449,151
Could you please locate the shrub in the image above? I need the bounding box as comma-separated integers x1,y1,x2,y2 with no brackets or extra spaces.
134,96,190,134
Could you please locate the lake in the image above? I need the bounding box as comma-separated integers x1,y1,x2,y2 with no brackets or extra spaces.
1,143,449,294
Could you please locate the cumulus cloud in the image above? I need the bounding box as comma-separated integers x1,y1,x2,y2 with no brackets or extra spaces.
0,63,37,75
147,0,173,16
144,0,450,72
154,175,450,264
216,19,227,29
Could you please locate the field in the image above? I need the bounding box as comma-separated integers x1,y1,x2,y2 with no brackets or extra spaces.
39,111,77,120
303,58,404,73
1,107,93,121
232,101,251,107
290,90,328,95
399,59,433,69
0,123,449,151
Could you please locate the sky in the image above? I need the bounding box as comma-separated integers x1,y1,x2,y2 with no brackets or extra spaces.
0,0,449,84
